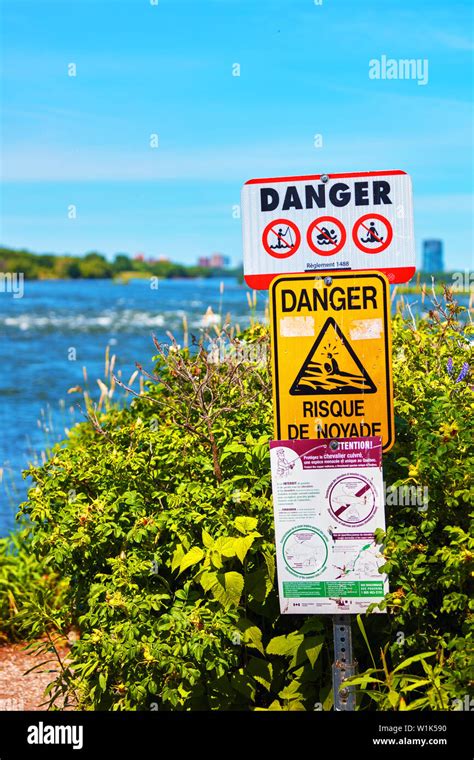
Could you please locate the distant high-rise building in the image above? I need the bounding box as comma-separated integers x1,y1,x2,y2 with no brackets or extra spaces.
422,240,444,273
209,253,231,269
197,254,231,269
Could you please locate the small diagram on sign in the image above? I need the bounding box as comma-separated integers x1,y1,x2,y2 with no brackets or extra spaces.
352,213,393,254
307,216,346,256
262,218,301,259
328,474,377,526
282,526,328,578
360,221,384,244
271,226,295,249
316,226,339,246
290,317,376,395
276,447,296,478
334,543,382,580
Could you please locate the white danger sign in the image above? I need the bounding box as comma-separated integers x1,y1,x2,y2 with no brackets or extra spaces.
270,436,388,615
242,170,415,288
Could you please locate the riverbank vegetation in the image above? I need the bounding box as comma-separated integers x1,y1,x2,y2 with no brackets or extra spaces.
0,246,240,281
0,288,472,710
1,246,471,292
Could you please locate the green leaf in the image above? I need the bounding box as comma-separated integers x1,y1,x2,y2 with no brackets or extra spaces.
388,690,400,709
344,675,384,687
248,657,273,691
231,670,256,700
278,679,303,700
304,636,324,668
392,652,436,674
202,529,214,549
211,571,244,608
356,614,376,669
404,697,431,710
179,546,205,574
171,545,185,572
267,700,283,711
287,700,305,711
199,570,217,592
234,535,255,563
214,537,237,558
245,568,267,602
321,684,333,712
299,619,324,635
210,549,223,569
263,552,275,585
266,631,304,657
234,516,258,534
83,660,99,677
402,679,432,692
241,624,265,655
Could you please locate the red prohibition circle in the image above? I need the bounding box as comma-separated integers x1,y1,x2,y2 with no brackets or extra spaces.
307,216,346,256
262,218,301,258
352,213,393,254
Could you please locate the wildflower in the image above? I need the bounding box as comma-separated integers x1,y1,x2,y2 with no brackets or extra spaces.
446,357,453,375
439,421,459,440
455,362,469,383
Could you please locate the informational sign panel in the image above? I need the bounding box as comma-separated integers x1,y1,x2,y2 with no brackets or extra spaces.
242,170,415,288
270,271,395,451
270,437,388,614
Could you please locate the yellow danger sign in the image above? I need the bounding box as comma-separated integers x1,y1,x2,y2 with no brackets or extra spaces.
269,271,395,451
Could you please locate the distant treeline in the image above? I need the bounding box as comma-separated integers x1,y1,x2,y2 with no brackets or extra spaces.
0,247,242,280
0,247,466,291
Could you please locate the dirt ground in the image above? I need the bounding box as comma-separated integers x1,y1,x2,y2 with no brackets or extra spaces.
0,642,68,711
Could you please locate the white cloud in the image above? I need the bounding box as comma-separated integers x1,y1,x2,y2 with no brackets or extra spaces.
2,125,471,183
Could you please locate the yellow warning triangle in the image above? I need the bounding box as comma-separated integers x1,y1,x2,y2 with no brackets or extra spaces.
290,317,376,395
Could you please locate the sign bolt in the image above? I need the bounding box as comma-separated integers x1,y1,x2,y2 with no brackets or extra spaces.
321,173,329,183
324,276,332,286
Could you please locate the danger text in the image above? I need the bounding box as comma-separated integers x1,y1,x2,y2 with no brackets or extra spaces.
281,285,378,313
261,181,392,212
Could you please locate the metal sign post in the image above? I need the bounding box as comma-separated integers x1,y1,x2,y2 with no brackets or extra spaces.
332,615,356,711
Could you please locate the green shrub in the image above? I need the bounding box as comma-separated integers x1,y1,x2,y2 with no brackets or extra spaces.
0,528,68,642
18,293,474,710
365,295,474,707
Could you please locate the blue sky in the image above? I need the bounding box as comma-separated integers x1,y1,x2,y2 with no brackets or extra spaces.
1,0,473,269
